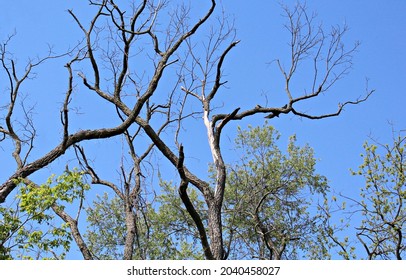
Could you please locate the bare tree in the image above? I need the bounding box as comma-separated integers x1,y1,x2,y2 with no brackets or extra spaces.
0,1,372,259
172,2,372,259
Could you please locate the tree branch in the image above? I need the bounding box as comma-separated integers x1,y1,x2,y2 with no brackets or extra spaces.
177,144,214,260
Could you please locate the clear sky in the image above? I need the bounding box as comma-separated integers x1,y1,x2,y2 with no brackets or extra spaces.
1,1,406,259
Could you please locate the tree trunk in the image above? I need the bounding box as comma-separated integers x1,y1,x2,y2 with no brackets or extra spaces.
207,201,224,259
123,204,137,260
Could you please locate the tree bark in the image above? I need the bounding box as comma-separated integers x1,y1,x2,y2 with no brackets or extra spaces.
207,201,224,259
52,205,93,260
123,204,137,260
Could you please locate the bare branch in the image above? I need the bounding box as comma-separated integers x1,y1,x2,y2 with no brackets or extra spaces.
177,144,214,260
207,40,240,101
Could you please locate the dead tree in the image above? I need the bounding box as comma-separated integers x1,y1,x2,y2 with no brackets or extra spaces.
0,1,372,259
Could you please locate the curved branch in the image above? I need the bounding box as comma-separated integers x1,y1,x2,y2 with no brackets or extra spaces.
0,96,145,203
177,144,214,260
207,40,240,101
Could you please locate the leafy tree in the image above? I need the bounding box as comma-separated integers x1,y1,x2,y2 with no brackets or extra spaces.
82,124,336,260
223,124,332,259
85,193,128,260
350,134,406,259
85,181,204,260
0,170,88,259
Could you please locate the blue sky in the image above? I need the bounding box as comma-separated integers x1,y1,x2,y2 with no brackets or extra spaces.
220,1,406,195
1,1,406,259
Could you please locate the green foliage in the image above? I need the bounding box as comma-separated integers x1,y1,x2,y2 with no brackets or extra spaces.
18,170,89,214
0,206,19,259
149,181,204,259
85,181,204,260
85,193,127,260
82,123,336,260
0,169,89,259
352,136,406,259
223,123,332,259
